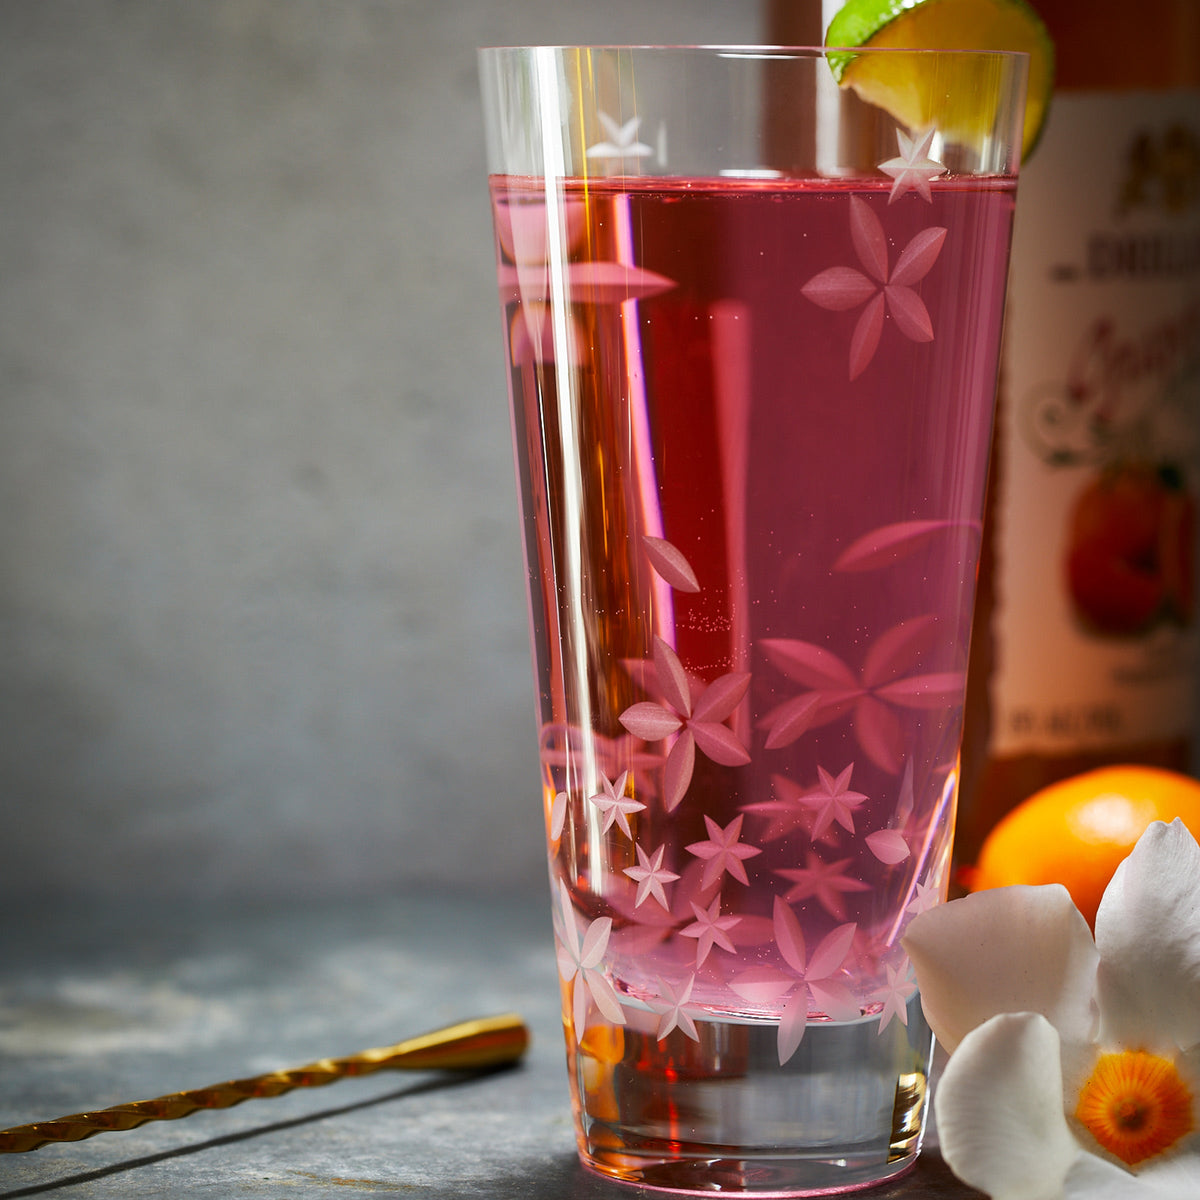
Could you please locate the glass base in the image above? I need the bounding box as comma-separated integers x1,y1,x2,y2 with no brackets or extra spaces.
567,994,932,1196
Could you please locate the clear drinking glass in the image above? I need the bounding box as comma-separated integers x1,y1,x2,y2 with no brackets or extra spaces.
478,45,1027,1195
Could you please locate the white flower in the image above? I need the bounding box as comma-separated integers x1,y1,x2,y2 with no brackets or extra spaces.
903,819,1200,1200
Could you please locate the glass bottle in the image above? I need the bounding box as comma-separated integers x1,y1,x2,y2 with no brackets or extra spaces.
957,0,1200,866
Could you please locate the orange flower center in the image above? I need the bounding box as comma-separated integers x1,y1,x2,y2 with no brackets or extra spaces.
1075,1050,1194,1167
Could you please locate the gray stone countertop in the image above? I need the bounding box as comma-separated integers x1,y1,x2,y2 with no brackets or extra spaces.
0,893,981,1198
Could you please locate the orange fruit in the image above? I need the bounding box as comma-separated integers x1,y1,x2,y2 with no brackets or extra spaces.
971,765,1200,928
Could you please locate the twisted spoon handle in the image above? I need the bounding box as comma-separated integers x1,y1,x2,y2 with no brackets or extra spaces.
0,1012,529,1154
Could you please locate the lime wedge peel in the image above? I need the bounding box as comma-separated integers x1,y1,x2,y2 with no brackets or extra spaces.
825,0,1056,160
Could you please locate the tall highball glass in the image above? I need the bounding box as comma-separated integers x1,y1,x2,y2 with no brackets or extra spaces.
479,45,1027,1195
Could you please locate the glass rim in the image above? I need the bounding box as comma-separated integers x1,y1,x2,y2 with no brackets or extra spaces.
478,43,1031,60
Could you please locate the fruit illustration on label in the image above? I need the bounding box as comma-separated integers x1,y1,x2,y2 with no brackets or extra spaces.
1065,461,1194,635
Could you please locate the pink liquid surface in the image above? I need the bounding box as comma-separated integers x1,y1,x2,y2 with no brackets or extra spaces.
491,175,1015,1051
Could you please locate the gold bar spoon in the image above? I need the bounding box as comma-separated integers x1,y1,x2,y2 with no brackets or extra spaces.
0,1012,529,1154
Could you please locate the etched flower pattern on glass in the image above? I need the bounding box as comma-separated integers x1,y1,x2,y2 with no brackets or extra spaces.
499,118,994,1056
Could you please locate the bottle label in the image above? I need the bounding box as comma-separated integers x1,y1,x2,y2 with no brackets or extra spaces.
990,91,1200,757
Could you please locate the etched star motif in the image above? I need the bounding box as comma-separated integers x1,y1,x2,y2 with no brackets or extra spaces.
868,958,918,1032
623,843,680,909
650,974,701,1042
686,814,762,889
586,112,653,160
589,770,645,838
743,774,830,844
742,777,804,843
905,878,940,917
798,763,869,839
879,128,947,203
775,851,871,920
679,896,740,966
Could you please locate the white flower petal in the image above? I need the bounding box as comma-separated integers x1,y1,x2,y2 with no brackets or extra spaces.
1061,1151,1150,1198
1135,1148,1200,1199
934,1012,1080,1200
1065,1144,1200,1199
1179,1040,1200,1090
1094,819,1200,1052
903,885,1099,1053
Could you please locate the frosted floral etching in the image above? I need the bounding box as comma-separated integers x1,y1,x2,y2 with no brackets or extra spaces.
775,850,872,921
796,764,869,838
649,973,700,1042
727,901,860,1064
879,128,947,203
758,615,966,776
624,843,679,909
493,198,675,366
869,958,918,1032
589,770,644,838
586,112,653,160
801,196,947,379
619,636,751,812
555,879,626,1034
680,895,742,967
686,814,762,888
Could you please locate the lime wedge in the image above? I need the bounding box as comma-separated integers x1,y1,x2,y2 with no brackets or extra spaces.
826,0,1055,159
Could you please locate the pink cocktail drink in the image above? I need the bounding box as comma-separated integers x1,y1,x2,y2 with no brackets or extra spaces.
480,43,1026,1196
494,175,1013,1173
496,172,1011,994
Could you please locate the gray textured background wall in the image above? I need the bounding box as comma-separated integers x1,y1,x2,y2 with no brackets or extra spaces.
0,2,764,902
